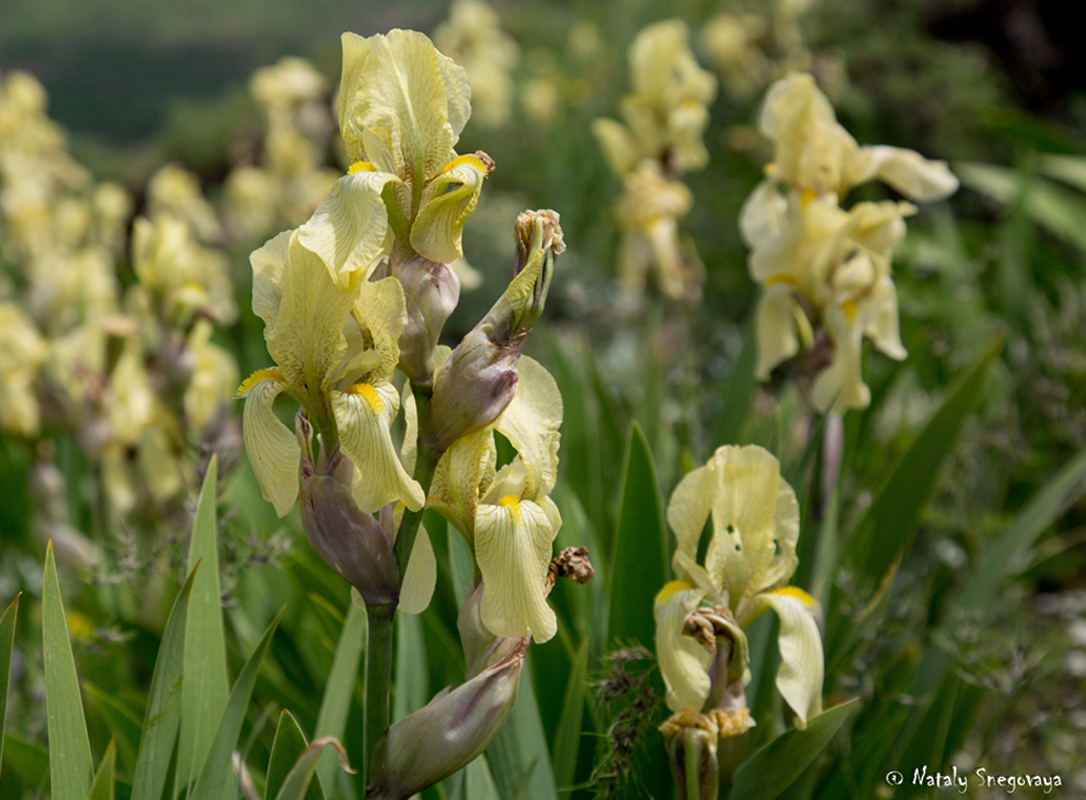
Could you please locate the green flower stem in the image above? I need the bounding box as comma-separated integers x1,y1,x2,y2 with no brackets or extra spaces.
361,382,443,779
363,602,395,779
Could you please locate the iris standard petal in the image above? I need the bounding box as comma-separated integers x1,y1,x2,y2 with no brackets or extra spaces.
666,459,716,561
475,497,558,643
811,302,869,413
238,370,301,518
336,381,425,513
653,582,712,713
864,275,908,361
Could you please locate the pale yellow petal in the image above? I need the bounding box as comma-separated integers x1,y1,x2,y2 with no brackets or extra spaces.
240,374,301,518
847,145,959,202
754,285,801,380
429,425,496,539
811,305,869,413
338,29,469,190
591,118,637,177
264,232,361,389
336,381,425,514
702,445,783,599
864,276,907,361
354,275,408,383
653,584,712,713
250,229,291,328
666,461,716,562
296,170,397,289
495,355,562,500
752,590,824,728
475,498,558,643
397,524,437,615
411,156,488,263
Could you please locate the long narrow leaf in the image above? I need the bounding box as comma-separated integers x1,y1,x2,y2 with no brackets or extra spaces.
2,733,50,786
83,683,142,771
43,539,95,800
89,738,117,800
393,610,428,723
607,423,668,649
274,738,353,800
178,456,230,798
715,324,757,447
956,447,1086,610
314,600,366,793
463,756,501,800
131,567,198,800
551,639,588,797
266,711,323,800
729,699,857,800
188,608,284,800
850,340,1001,584
1,593,19,779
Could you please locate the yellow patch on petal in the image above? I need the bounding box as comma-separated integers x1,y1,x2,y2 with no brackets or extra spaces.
348,160,377,174
764,273,798,287
349,382,385,413
443,154,490,174
841,299,858,323
800,189,818,208
655,579,693,606
236,367,286,397
764,162,778,176
768,585,816,607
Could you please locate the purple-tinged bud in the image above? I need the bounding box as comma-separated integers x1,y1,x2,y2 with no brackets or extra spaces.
388,245,461,385
366,585,528,800
423,210,564,451
299,471,399,606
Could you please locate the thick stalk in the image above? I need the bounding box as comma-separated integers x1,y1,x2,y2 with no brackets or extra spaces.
363,603,395,779
392,386,442,571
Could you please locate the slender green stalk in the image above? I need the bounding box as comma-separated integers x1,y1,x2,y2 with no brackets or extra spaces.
363,603,396,780
361,381,443,780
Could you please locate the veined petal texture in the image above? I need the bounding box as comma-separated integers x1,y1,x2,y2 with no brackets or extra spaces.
336,381,425,513
654,582,712,713
749,589,824,728
475,497,558,642
239,371,300,517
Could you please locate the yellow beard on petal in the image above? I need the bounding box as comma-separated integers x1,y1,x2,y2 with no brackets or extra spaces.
348,161,378,174
348,382,385,414
767,585,816,607
655,579,693,606
236,367,286,397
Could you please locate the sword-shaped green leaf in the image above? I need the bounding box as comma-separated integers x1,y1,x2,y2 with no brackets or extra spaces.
1,593,20,782
43,540,94,800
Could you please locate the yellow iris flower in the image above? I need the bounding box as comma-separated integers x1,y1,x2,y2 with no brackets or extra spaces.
655,445,824,728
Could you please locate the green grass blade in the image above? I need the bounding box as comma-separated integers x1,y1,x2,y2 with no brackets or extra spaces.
314,600,366,793
850,339,1001,585
266,711,323,800
88,738,117,800
607,422,668,650
956,447,1086,611
729,699,857,800
43,539,95,800
715,323,757,447
178,456,230,798
463,756,500,800
551,639,588,797
1,593,19,780
274,739,353,800
393,610,428,723
189,608,284,800
2,733,50,786
487,654,558,800
447,524,475,609
83,683,142,771
131,567,198,800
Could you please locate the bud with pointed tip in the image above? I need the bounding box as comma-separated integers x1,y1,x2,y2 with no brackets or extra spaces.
299,452,399,606
365,585,527,799
425,210,563,451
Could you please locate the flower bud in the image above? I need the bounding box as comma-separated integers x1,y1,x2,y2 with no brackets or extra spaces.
424,210,563,451
661,711,721,800
299,471,399,606
366,586,528,800
388,246,461,385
